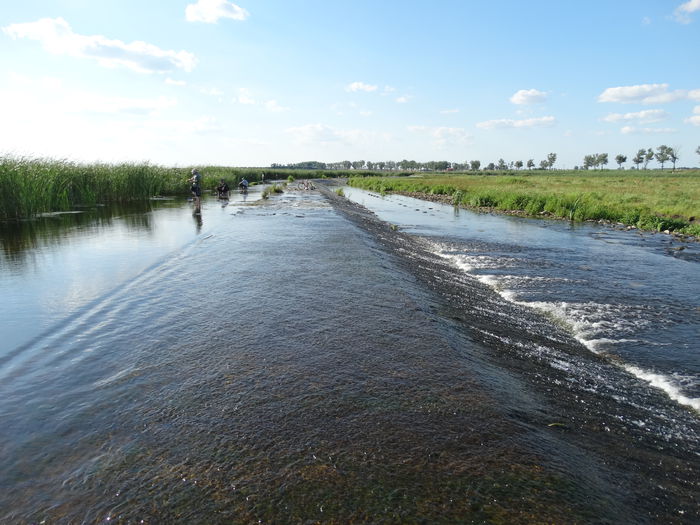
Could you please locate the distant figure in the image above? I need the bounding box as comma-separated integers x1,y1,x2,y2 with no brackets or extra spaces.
261,172,266,184
216,178,230,199
188,169,202,212
238,178,249,193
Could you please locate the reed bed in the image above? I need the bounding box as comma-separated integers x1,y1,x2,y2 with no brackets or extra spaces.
0,156,392,219
349,171,700,236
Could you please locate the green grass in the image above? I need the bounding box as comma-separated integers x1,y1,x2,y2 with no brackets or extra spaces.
0,156,382,219
349,170,700,236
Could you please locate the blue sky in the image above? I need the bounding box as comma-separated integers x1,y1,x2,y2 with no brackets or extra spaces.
1,0,699,168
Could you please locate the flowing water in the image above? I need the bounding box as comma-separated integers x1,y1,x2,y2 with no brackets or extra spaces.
0,184,698,523
341,187,700,410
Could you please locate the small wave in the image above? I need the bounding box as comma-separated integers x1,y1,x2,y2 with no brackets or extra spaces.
622,364,700,412
433,244,700,414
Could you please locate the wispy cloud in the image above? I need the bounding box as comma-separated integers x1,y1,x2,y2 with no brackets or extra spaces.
236,88,255,105
185,0,250,23
286,123,385,145
674,0,700,24
510,88,548,105
200,87,224,96
440,108,460,114
602,109,668,123
165,78,187,86
2,17,196,73
396,95,412,104
265,99,289,112
597,83,696,104
346,81,378,93
476,116,556,130
620,126,676,135
407,126,472,147
686,105,700,126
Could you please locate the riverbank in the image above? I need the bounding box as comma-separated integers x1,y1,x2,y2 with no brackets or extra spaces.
347,171,700,237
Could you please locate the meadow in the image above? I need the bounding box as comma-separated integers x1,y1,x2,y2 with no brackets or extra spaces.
348,170,700,236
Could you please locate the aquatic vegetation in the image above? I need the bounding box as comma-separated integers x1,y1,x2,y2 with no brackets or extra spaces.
0,156,369,219
0,156,188,219
349,171,700,235
335,188,345,197
261,184,284,199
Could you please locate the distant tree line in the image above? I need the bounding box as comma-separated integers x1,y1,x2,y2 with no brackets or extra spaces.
272,145,699,172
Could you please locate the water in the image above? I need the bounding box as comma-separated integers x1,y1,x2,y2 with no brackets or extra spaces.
0,185,698,523
342,187,700,411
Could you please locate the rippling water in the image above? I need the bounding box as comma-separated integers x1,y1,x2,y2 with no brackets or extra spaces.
342,187,700,410
0,186,698,523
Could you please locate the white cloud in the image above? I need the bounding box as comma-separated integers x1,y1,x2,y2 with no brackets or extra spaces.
383,85,396,93
686,105,700,126
597,83,694,104
185,0,250,23
265,99,289,112
346,81,378,93
476,116,556,130
642,16,652,25
689,89,700,101
236,88,255,104
200,87,224,96
396,95,412,103
620,126,677,135
407,126,472,147
165,78,186,86
285,123,384,146
602,109,668,123
440,108,460,114
674,0,700,23
510,88,548,105
2,17,196,74
359,110,372,117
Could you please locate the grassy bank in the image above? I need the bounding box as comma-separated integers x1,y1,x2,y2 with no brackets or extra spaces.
0,156,394,220
349,171,700,236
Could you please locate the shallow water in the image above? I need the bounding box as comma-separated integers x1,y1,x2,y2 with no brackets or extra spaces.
0,186,698,523
342,187,700,410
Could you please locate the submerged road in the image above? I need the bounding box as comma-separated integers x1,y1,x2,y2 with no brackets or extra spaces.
0,187,698,523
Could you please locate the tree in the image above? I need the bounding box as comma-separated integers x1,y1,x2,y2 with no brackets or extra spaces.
696,145,700,159
668,147,679,171
597,153,609,169
527,159,535,170
583,155,595,170
470,160,481,171
632,149,645,169
342,160,352,169
615,154,627,169
654,145,670,170
514,160,523,170
497,158,508,170
547,152,557,170
539,159,549,169
486,162,496,170
644,148,654,169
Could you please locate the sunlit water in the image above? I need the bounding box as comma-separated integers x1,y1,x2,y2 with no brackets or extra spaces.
0,186,698,523
342,187,700,410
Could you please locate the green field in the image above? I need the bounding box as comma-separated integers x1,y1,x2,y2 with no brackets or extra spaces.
348,170,700,236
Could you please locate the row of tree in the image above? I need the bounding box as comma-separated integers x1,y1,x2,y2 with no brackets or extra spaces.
586,145,680,171
272,145,700,172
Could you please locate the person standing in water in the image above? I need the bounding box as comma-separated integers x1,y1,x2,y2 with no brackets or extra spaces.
188,168,202,213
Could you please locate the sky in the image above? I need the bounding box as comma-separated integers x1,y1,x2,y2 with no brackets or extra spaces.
1,0,699,168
